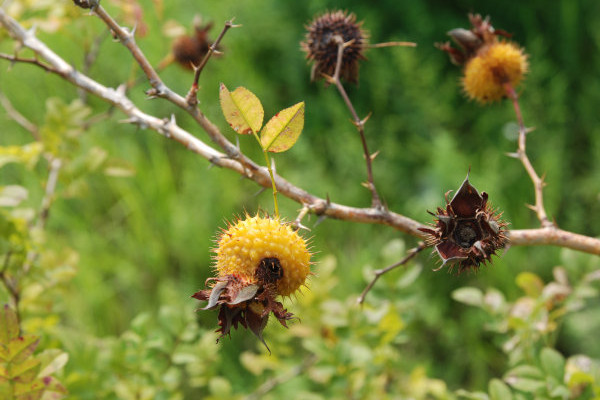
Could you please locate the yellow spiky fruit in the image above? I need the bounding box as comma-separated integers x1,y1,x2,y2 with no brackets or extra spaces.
214,215,311,296
462,41,528,103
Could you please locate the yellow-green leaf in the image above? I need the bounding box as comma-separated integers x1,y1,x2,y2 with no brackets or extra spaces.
0,305,19,346
37,351,68,378
8,335,39,364
516,272,544,298
9,358,40,382
260,102,305,153
219,83,264,134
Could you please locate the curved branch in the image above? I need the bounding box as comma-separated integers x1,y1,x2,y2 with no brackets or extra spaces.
1,9,599,256
509,228,600,255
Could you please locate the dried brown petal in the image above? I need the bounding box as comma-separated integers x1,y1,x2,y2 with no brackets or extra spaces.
192,257,296,351
436,13,509,66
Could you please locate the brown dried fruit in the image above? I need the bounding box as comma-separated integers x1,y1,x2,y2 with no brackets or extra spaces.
420,174,508,273
301,10,368,84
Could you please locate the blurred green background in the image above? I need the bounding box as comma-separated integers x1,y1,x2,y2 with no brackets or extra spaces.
1,0,600,398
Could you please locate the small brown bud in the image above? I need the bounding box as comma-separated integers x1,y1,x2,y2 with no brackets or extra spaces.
170,20,217,70
73,0,99,9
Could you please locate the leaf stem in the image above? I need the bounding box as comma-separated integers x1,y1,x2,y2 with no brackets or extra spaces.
252,131,279,218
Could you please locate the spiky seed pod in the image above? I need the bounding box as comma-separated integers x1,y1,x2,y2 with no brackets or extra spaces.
192,214,312,351
171,21,215,69
462,42,528,103
301,10,368,84
419,175,508,273
436,14,528,103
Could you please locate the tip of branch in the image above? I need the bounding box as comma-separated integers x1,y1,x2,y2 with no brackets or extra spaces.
525,203,537,211
314,214,327,228
369,41,417,49
321,73,336,85
293,221,311,232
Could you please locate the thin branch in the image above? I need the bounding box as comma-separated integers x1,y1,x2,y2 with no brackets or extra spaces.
79,30,109,102
357,242,427,305
22,157,62,274
0,251,21,330
504,83,553,228
185,19,239,105
292,204,311,231
0,52,56,73
327,36,382,209
92,5,166,92
37,157,62,230
508,228,600,254
1,9,600,256
89,6,254,170
368,41,417,48
0,90,39,139
243,354,318,400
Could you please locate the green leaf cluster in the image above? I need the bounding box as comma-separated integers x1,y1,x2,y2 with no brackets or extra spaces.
0,305,67,400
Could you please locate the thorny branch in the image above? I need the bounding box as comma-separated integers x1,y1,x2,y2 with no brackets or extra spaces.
0,90,39,139
357,243,427,305
185,19,239,105
326,36,382,209
0,251,21,329
243,354,318,400
504,83,554,229
1,9,600,258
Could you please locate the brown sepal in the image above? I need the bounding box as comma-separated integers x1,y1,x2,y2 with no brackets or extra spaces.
192,274,295,353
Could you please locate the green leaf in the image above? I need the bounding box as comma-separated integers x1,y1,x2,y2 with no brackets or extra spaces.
455,389,489,400
452,287,484,307
504,377,545,393
515,272,544,298
0,143,43,170
9,357,40,383
505,365,544,380
14,380,45,399
504,365,545,393
8,335,40,364
0,304,20,346
37,350,68,377
219,83,264,134
488,378,512,400
260,101,305,152
39,376,68,397
540,347,565,381
0,186,28,207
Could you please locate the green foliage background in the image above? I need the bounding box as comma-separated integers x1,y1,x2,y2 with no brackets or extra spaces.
1,0,600,398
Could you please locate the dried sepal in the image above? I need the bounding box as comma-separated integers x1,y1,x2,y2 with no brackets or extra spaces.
420,174,508,273
192,269,294,353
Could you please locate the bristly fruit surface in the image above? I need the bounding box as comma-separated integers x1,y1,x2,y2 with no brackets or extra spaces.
437,14,528,103
301,10,368,84
193,214,312,351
